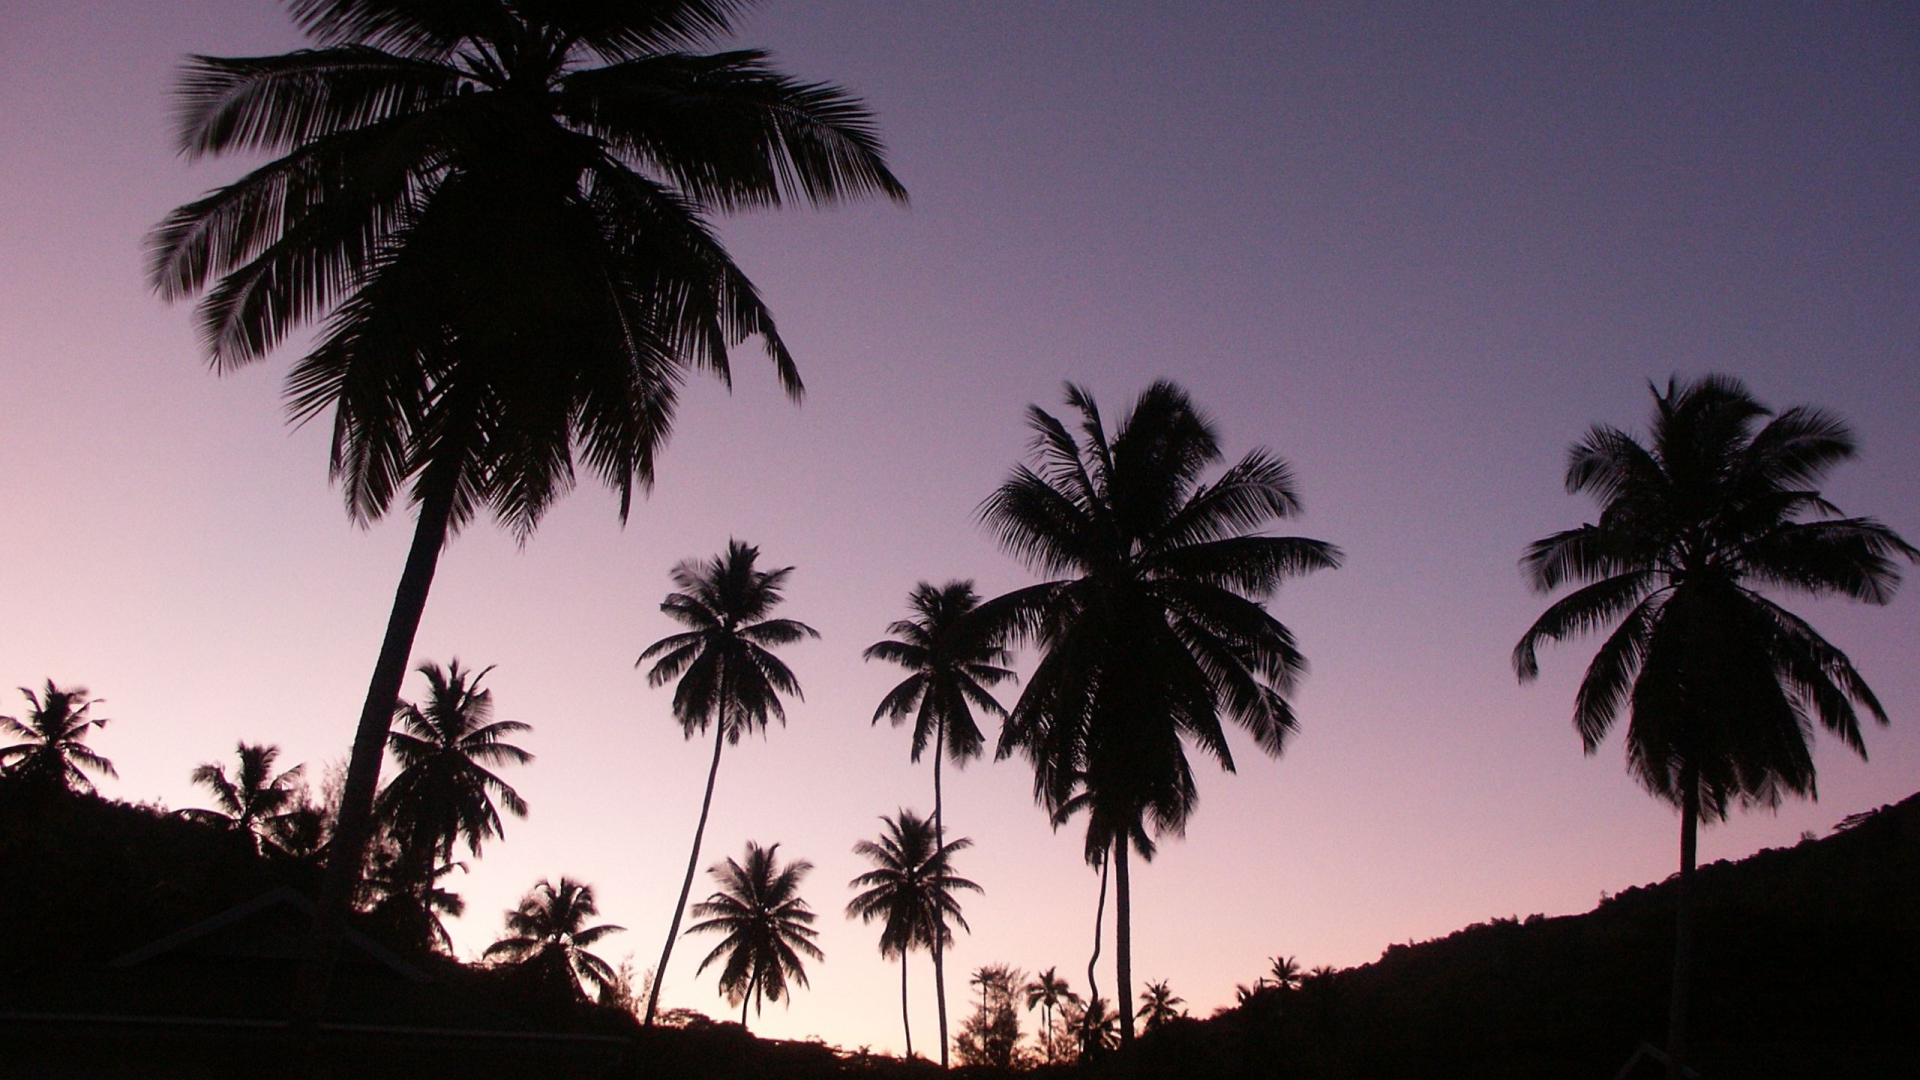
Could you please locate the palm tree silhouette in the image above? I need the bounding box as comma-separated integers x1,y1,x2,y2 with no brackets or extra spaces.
1266,954,1302,991
377,660,532,883
846,809,981,1063
1023,967,1080,1065
147,0,902,1029
1514,374,1914,1079
365,851,467,953
1065,995,1119,1057
0,682,112,795
863,582,1010,1063
485,877,623,1001
978,381,1341,1042
1136,980,1184,1031
181,742,307,854
686,841,823,1030
639,540,816,1024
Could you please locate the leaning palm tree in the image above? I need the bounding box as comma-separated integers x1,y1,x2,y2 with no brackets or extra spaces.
978,381,1342,1042
181,742,307,854
0,682,113,795
377,660,532,885
638,540,816,1024
149,0,903,1029
846,809,981,1064
1136,980,1184,1031
484,877,623,1000
686,841,823,1030
864,580,1013,1062
1514,374,1913,1080
1023,967,1080,1065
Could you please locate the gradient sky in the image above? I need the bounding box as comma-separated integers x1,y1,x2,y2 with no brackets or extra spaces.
2,0,1916,1054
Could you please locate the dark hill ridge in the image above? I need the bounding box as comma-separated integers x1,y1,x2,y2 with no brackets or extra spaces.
1138,790,1920,1079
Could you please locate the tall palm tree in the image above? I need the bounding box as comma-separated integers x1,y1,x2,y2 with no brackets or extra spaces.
1513,374,1913,1079
846,809,981,1064
181,742,308,854
484,876,623,1000
686,840,822,1030
638,539,816,1024
978,381,1341,1042
1023,967,1080,1065
1136,980,1184,1031
0,682,112,795
864,580,1013,1063
149,0,903,1027
377,660,532,877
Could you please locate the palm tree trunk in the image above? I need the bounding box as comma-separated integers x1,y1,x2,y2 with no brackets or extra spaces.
901,954,914,1058
742,966,755,1028
290,462,458,1059
1665,768,1699,1080
932,723,950,1068
1086,848,1107,1055
1114,834,1135,1045
644,716,728,1025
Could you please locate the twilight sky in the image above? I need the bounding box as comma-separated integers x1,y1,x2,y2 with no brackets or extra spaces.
2,0,1916,1054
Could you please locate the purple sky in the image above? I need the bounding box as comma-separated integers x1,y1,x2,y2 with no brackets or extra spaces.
2,0,1916,1053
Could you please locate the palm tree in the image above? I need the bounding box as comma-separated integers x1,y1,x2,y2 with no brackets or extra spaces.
685,841,823,1030
484,877,623,1000
638,540,816,1023
148,0,903,1027
1136,980,1184,1031
846,809,981,1064
365,851,467,953
1065,996,1119,1058
864,580,1013,1062
1514,374,1914,1079
978,381,1342,1042
1266,953,1302,991
181,742,307,854
1023,966,1080,1065
0,682,112,795
377,660,532,884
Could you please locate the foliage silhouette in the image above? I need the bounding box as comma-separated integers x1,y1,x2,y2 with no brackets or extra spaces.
686,841,823,1030
1023,965,1081,1065
485,876,624,1002
638,540,817,1024
977,380,1342,1042
377,660,531,887
1514,374,1914,1078
0,681,113,795
147,0,903,1033
864,579,1012,1063
1137,979,1184,1031
845,809,980,1063
954,963,1026,1068
180,742,309,855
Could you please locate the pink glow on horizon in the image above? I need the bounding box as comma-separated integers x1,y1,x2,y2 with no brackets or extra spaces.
2,0,1916,1054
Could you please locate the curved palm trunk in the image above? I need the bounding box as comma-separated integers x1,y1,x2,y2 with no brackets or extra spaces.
931,724,950,1068
1666,768,1699,1080
1087,849,1107,1051
901,954,914,1058
290,464,458,1059
645,718,728,1025
742,967,754,1029
1113,836,1135,1046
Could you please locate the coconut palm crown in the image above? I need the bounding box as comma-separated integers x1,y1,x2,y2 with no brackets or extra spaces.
1513,373,1914,1078
686,840,822,1028
977,380,1342,1041
378,659,532,864
182,742,308,854
0,682,113,795
485,876,623,1000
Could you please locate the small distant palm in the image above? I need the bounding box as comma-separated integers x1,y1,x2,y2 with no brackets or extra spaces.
379,660,533,867
1267,954,1302,991
639,541,816,1024
181,742,307,854
687,841,823,1030
485,877,623,1000
1066,996,1119,1057
846,810,980,1061
0,682,112,794
1137,980,1184,1030
366,852,467,954
1024,966,1081,1064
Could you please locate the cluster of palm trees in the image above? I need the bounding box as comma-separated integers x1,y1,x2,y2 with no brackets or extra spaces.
45,0,1903,1071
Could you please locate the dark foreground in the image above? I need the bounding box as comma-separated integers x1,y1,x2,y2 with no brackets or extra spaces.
4,785,1916,1079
